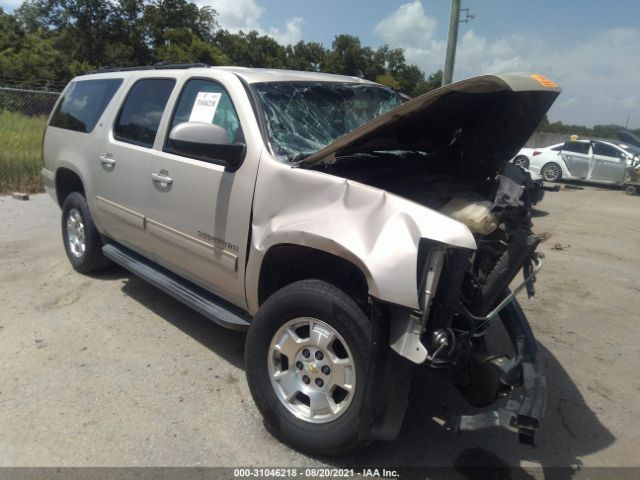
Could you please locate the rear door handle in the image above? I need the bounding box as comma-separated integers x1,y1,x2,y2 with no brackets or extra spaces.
151,172,173,185
99,154,116,166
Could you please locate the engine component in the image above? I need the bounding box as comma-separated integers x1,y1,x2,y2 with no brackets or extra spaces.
440,196,498,235
474,229,539,314
454,351,514,407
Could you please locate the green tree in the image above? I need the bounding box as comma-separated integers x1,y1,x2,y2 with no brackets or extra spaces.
324,34,367,77
155,28,226,64
214,30,287,68
413,69,443,96
286,41,327,72
144,0,216,50
107,0,151,66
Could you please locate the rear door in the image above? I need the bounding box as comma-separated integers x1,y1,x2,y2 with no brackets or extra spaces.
559,141,591,178
145,72,261,308
93,75,176,256
589,141,627,183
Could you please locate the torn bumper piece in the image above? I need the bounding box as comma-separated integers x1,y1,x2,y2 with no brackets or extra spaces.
452,297,546,445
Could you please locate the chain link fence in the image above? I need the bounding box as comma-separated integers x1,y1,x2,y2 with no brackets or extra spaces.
0,81,63,193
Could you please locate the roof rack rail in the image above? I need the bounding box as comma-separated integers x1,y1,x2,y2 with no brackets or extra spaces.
84,62,211,75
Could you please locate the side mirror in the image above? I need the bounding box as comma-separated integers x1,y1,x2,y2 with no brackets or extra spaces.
166,122,246,170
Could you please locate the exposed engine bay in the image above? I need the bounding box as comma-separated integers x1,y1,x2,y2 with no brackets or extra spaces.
309,148,545,443
312,148,543,316
293,75,562,444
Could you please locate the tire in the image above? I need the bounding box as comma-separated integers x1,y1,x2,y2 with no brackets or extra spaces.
514,155,529,169
541,162,562,182
61,192,111,273
245,279,376,455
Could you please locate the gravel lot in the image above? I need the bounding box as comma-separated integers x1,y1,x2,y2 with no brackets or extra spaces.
1,185,639,470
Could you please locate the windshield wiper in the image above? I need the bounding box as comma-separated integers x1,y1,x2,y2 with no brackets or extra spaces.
289,153,311,163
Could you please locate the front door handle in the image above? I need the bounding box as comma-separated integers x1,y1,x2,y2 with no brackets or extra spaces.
99,154,116,166
151,172,173,185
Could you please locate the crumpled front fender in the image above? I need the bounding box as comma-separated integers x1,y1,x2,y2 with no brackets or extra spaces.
245,157,476,314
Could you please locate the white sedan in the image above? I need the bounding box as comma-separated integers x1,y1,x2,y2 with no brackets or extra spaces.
513,139,640,184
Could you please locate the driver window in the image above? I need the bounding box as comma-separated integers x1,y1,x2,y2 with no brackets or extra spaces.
168,79,242,144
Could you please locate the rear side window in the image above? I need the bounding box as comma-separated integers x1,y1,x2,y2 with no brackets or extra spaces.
49,79,123,133
114,78,176,148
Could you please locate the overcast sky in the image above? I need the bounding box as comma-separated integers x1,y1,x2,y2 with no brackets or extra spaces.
3,0,638,127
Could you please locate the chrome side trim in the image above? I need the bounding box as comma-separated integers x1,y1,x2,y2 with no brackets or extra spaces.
96,195,145,229
146,218,238,272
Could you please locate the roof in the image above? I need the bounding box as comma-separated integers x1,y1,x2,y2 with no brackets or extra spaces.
82,64,376,85
213,67,376,85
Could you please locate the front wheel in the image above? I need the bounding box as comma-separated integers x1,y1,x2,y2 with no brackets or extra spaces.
245,279,375,454
541,162,562,182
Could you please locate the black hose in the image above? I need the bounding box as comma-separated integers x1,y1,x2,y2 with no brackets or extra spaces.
476,229,538,314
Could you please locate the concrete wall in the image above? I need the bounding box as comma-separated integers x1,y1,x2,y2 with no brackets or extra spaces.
525,132,569,148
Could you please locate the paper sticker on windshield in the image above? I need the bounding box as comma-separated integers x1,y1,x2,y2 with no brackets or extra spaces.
530,74,557,88
189,92,222,123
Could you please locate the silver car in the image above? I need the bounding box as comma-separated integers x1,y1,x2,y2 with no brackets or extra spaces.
516,138,640,183
41,66,560,453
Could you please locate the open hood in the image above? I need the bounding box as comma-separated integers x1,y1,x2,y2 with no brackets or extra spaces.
617,130,640,148
299,72,561,167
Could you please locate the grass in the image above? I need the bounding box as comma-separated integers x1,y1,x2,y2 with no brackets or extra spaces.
0,110,47,194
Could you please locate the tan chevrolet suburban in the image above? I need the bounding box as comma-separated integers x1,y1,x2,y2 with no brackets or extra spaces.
41,64,560,454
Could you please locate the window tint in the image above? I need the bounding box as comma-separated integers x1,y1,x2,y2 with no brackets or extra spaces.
563,141,590,155
593,142,621,158
49,79,123,133
114,78,175,148
168,79,242,144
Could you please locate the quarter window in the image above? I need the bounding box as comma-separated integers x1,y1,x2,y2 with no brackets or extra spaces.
168,79,242,144
114,78,176,148
49,79,123,133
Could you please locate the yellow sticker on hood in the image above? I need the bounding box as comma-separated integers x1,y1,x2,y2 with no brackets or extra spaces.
530,74,558,88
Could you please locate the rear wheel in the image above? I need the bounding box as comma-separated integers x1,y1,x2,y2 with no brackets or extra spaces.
514,155,529,169
625,185,638,195
245,279,376,454
541,162,562,182
61,192,111,273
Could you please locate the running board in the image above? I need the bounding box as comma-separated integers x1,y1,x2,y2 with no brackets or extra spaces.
102,243,251,331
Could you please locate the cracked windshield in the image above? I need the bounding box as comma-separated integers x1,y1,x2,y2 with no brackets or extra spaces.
253,82,402,162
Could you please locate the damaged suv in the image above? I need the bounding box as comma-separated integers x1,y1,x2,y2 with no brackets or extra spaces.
41,65,560,454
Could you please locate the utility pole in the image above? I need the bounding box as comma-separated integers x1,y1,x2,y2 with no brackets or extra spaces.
442,1,474,86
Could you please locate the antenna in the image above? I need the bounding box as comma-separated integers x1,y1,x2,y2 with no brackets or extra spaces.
459,8,475,24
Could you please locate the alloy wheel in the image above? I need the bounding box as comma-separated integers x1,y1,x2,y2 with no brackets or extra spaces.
268,317,356,424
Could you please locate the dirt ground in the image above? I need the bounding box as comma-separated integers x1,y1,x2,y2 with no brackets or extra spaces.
1,184,639,470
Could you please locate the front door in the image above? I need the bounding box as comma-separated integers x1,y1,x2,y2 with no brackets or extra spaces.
94,76,176,256
589,141,627,183
145,75,259,308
